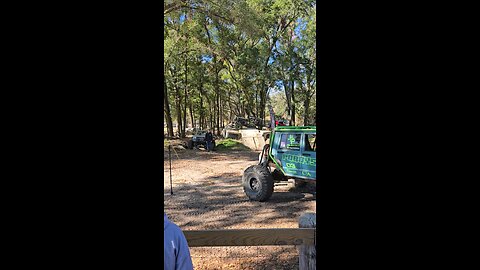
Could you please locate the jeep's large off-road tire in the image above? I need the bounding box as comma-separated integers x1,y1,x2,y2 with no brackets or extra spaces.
243,165,274,201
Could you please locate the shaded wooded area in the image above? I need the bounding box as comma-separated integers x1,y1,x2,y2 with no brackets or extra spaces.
164,0,316,137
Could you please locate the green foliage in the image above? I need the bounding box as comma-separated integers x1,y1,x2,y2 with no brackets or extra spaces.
164,0,316,136
215,139,251,151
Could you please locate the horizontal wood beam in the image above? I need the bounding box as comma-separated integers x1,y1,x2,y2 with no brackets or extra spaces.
183,228,315,247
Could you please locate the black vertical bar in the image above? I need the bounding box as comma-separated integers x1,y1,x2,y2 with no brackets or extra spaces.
169,144,173,195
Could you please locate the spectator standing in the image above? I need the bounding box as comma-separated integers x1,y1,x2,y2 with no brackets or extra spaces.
205,129,214,152
164,213,194,270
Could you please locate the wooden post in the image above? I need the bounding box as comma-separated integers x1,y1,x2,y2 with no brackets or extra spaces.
299,212,316,270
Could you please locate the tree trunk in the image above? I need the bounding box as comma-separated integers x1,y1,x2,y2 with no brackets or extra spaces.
259,85,267,128
255,88,258,118
189,103,194,131
172,68,183,137
164,73,174,137
199,92,204,130
175,92,182,137
209,102,214,130
303,96,310,126
182,53,188,138
230,98,235,124
219,94,223,131
215,68,220,135
237,89,242,117
283,80,291,118
198,77,204,130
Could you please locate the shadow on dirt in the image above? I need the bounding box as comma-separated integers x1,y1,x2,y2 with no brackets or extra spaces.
164,171,316,230
164,148,260,162
239,248,300,270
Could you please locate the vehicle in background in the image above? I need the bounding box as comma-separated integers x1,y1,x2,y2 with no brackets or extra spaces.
187,130,216,150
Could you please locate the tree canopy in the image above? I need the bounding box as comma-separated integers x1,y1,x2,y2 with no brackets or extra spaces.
164,0,316,137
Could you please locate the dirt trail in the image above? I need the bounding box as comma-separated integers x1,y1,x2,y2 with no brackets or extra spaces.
164,146,316,270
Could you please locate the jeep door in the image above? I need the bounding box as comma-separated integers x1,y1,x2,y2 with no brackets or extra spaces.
300,133,316,180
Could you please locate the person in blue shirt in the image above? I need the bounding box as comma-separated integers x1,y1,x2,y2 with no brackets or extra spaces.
164,213,194,270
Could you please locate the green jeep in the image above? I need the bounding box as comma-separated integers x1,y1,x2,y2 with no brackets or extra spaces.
242,125,317,201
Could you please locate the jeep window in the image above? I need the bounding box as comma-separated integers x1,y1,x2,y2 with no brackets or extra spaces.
304,134,316,152
279,134,301,150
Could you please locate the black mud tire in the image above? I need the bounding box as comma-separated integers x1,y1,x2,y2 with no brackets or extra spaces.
212,141,216,150
187,140,194,149
242,165,274,202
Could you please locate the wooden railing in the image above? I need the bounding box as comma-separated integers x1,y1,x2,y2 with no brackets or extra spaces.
183,212,316,270
183,228,315,247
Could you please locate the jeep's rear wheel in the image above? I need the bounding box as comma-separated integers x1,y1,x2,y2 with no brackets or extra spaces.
242,165,274,202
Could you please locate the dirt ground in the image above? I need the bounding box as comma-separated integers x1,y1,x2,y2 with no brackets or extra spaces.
164,141,316,270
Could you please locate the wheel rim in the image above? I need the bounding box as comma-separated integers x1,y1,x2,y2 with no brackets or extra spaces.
249,178,260,191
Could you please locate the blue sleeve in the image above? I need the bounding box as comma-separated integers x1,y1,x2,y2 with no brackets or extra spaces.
175,231,194,270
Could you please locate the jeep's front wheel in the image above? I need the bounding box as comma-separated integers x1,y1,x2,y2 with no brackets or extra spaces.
242,165,274,202
187,140,193,149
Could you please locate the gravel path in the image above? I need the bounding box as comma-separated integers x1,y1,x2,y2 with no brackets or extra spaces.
164,146,316,269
